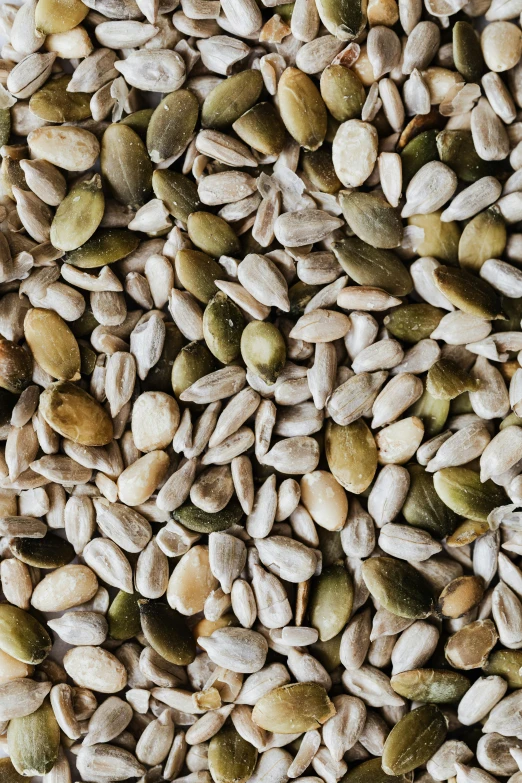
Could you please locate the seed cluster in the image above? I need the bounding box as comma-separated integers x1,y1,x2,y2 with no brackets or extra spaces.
2,0,522,782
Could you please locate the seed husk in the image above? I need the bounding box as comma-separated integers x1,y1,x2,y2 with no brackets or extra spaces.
50,174,105,252
252,682,336,733
39,380,114,446
325,419,377,495
277,67,327,151
7,699,60,776
101,123,153,209
65,229,140,269
241,321,286,385
381,704,447,775
172,499,243,533
202,69,263,129
340,191,403,249
146,89,199,164
391,669,470,703
152,170,201,223
333,238,413,296
309,564,354,641
139,601,196,665
433,467,508,521
208,721,258,783
362,556,434,619
0,604,51,665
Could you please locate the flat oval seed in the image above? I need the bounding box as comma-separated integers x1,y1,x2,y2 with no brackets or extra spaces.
147,90,199,164
0,604,51,664
390,669,470,703
139,601,196,665
362,556,434,619
101,123,152,209
381,704,447,775
325,419,377,494
277,67,327,151
39,381,114,446
433,467,508,521
252,683,336,733
309,564,353,641
50,174,104,252
7,699,60,776
208,722,258,783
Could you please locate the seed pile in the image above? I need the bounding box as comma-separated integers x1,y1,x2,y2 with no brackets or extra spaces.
3,0,522,781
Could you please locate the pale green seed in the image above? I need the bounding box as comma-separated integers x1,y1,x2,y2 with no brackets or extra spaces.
340,191,403,249
252,683,336,733
203,292,245,365
381,704,447,776
39,380,114,446
146,90,199,164
408,387,449,438
50,174,104,252
433,467,508,521
0,604,51,665
208,722,258,783
325,419,377,494
361,557,434,619
390,669,470,703
240,321,286,385
341,758,412,783
171,341,216,400
309,564,353,642
29,74,90,122
320,65,365,122
187,212,240,258
108,591,142,641
65,229,139,269
101,123,152,209
332,238,413,296
403,465,458,539
315,0,367,39
172,499,243,533
8,700,60,776
202,70,264,129
139,601,196,666
277,67,327,152
174,249,222,304
232,102,286,156
152,170,200,223
426,358,479,400
384,304,443,343
458,208,506,272
407,211,461,264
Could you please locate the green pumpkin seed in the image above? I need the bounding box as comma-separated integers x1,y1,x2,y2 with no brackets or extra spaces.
403,465,458,539
501,411,522,429
0,757,26,783
204,292,245,365
50,174,104,252
382,704,447,775
232,102,286,156
208,722,258,783
320,65,365,122
139,601,196,666
171,341,217,400
66,229,139,269
315,0,366,39
174,249,222,304
325,419,377,495
240,321,286,385
7,699,60,776
289,281,321,317
35,0,88,33
340,191,403,249
361,557,434,619
309,564,353,642
433,265,504,320
11,533,75,568
408,386,449,437
202,70,264,129
310,631,343,672
0,109,11,147
436,130,497,183
332,238,413,296
401,130,439,186
252,682,336,733
427,358,479,400
143,322,184,394
433,467,508,521
172,499,243,533
187,212,240,258
120,108,154,138
483,650,522,688
0,338,33,394
0,604,51,664
29,75,91,123
0,155,26,201
407,212,460,264
458,207,506,272
341,758,412,783
108,590,142,641
278,67,327,151
146,90,199,164
152,170,200,223
453,21,485,83
391,669,470,703
302,148,342,194
384,304,443,343
39,380,114,446
101,123,152,209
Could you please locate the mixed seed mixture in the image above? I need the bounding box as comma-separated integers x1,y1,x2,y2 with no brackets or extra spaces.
4,0,522,781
